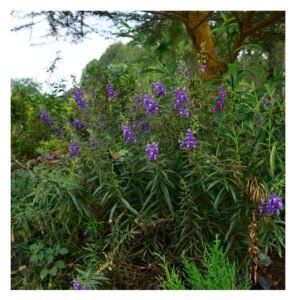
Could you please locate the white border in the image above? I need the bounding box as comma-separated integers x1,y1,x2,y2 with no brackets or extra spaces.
2,1,299,300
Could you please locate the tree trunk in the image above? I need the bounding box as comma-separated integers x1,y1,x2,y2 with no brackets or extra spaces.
184,11,225,80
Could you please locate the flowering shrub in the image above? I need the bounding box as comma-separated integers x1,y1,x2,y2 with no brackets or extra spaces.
11,50,285,290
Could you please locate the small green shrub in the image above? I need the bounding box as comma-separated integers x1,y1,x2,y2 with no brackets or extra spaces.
159,236,251,290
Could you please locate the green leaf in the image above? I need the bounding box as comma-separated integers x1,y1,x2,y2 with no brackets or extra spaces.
55,260,65,269
270,143,276,177
161,184,174,217
49,266,57,276
40,268,48,280
119,196,139,216
207,180,221,192
29,254,38,263
47,254,54,264
59,247,69,255
142,67,165,74
214,187,226,210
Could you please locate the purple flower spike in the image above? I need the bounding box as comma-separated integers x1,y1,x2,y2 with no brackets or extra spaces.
258,194,283,215
183,64,190,78
212,86,227,113
152,82,167,97
121,124,137,144
263,98,271,109
179,129,197,149
146,143,158,160
199,65,206,73
74,88,87,111
69,142,80,159
144,94,158,115
40,111,53,126
89,138,99,150
173,87,190,117
55,127,62,138
106,83,118,101
73,118,85,129
71,279,88,290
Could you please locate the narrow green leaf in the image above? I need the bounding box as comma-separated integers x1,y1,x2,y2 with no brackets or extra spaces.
214,187,226,210
270,143,276,176
207,180,221,192
119,196,139,216
161,184,174,217
109,202,118,223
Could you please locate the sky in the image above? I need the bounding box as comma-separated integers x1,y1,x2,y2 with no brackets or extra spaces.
10,13,129,92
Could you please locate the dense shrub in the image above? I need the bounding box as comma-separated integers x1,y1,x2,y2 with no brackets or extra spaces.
11,40,285,289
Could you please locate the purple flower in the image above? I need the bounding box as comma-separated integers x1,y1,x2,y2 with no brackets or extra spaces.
211,105,217,113
69,142,80,158
173,87,190,117
177,63,190,78
179,129,197,149
55,127,62,138
97,115,106,129
258,194,283,215
152,82,167,97
146,143,158,160
263,98,271,108
73,118,85,129
255,115,261,124
46,152,52,160
40,111,53,126
74,88,84,102
218,86,227,98
121,124,137,144
135,94,143,105
183,64,190,78
89,138,99,150
212,87,227,113
71,279,88,290
144,94,158,116
141,121,150,134
74,88,87,110
106,83,118,101
199,65,206,73
130,94,143,113
90,88,96,96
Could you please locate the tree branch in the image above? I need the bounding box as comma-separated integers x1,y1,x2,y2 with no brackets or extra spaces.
243,11,285,36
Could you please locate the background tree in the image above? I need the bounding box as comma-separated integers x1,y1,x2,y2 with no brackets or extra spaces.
12,11,285,80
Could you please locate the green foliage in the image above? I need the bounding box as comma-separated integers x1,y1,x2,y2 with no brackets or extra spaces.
160,236,251,290
11,79,71,158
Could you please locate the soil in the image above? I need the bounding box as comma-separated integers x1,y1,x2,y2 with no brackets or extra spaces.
257,251,285,289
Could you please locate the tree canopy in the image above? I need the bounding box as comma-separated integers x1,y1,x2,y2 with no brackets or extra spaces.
12,10,285,80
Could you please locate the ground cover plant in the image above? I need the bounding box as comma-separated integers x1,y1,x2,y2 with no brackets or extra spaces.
11,10,285,290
